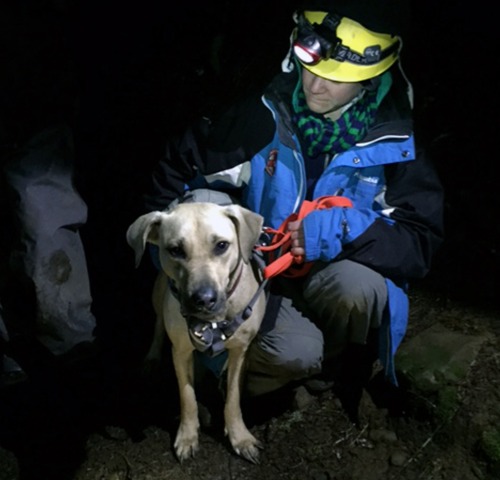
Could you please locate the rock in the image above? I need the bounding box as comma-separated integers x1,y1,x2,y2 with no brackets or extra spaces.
369,428,398,443
292,385,316,410
390,449,409,466
0,446,19,480
396,322,490,392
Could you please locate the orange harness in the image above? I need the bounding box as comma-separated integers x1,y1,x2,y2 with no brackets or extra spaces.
256,195,353,279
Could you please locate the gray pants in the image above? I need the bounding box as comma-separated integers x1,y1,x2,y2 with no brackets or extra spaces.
244,260,387,396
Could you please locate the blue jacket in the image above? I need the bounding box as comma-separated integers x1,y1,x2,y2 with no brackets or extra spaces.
145,66,444,382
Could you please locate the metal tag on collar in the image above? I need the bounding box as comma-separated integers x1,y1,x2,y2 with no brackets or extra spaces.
188,322,214,353
188,319,232,357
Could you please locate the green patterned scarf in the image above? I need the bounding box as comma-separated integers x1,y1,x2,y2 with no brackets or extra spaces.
292,72,392,158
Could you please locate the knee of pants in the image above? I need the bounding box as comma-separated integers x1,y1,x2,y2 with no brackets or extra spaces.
303,261,387,323
243,296,324,396
302,261,387,349
246,327,324,380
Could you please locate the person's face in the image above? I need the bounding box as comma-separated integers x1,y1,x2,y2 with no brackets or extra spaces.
301,68,363,118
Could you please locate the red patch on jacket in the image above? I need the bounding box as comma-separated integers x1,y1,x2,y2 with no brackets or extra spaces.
265,149,278,176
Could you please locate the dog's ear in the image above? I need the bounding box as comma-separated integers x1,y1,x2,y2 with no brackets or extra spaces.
224,205,264,263
126,211,164,267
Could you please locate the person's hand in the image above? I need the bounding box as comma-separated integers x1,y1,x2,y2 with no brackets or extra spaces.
287,219,305,257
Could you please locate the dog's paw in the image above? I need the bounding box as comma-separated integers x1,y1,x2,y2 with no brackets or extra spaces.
230,433,263,464
174,427,199,462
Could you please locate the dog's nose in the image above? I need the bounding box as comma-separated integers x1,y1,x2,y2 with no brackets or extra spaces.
192,288,218,311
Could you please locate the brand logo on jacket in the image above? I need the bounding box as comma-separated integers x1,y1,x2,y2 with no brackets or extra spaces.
265,149,278,176
355,171,379,184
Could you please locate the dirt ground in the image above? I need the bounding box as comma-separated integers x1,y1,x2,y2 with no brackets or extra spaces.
1,287,499,480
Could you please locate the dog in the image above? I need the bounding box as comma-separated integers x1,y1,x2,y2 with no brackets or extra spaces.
126,201,266,463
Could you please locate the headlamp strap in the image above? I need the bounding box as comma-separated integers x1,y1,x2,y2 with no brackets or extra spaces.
314,12,341,46
335,40,400,65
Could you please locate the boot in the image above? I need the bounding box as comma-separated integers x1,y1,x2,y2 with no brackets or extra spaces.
332,343,377,425
365,370,409,418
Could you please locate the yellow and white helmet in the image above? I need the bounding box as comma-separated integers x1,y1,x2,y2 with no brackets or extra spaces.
292,9,401,82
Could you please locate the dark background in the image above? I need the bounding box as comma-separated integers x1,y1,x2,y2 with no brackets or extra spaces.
0,0,498,373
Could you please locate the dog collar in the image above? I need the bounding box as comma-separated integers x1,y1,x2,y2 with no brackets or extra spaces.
225,260,244,300
188,318,239,357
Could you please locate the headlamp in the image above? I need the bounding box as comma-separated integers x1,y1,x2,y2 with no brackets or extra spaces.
293,37,323,65
293,13,341,66
291,11,401,81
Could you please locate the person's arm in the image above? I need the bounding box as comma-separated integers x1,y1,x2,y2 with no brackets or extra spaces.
144,119,211,212
298,147,444,281
144,93,275,213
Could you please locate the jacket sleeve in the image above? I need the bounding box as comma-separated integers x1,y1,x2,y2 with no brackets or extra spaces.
143,93,275,213
143,120,208,212
303,146,444,281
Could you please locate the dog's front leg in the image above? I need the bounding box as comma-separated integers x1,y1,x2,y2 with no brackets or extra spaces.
142,313,165,371
224,346,263,464
171,346,199,462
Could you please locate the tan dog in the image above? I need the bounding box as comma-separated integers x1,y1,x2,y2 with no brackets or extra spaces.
126,202,266,463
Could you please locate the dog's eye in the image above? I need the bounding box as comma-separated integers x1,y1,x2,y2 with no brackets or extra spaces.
167,246,185,259
214,241,229,255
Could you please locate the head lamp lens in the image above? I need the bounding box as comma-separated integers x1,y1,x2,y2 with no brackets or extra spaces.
293,12,342,67
293,40,322,65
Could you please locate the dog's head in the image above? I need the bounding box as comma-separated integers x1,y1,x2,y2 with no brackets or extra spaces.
126,202,264,319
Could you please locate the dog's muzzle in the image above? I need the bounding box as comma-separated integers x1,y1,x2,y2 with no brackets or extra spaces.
175,251,269,357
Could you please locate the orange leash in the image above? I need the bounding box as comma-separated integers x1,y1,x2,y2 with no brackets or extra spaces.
257,195,353,279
